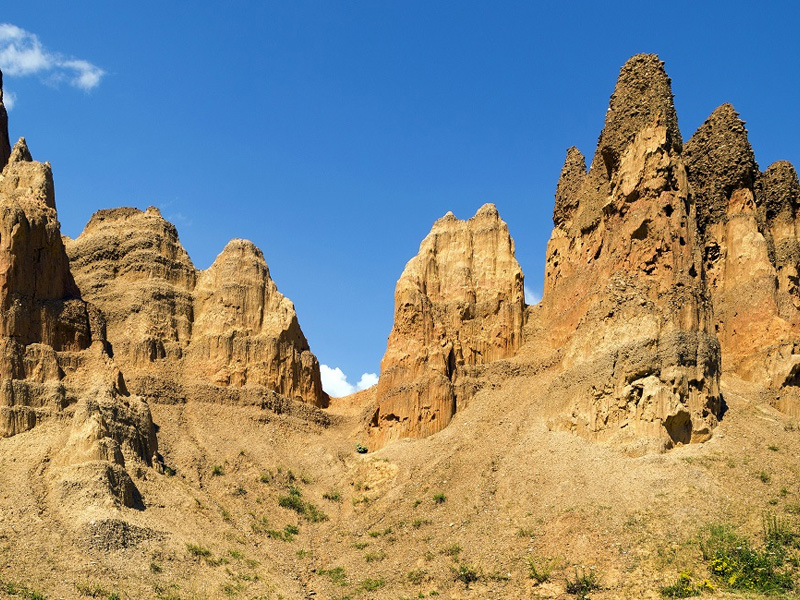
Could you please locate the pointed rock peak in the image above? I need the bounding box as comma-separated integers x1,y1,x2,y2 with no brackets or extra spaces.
144,205,162,217
473,203,499,219
213,239,268,272
0,69,10,172
759,160,800,222
685,103,759,232
9,137,32,163
593,54,681,177
554,147,586,227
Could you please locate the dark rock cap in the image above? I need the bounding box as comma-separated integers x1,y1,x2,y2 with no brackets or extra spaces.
592,54,681,178
0,68,11,172
758,161,800,223
553,146,586,226
685,103,758,233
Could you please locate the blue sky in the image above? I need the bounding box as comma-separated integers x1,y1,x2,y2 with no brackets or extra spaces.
2,2,799,395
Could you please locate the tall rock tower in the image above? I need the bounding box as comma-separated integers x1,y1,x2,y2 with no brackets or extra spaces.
369,204,525,447
541,55,722,451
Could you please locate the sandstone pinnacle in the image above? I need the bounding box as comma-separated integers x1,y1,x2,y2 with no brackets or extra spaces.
0,69,11,173
9,137,32,163
369,204,524,447
685,103,758,234
553,146,586,227
758,161,800,223
592,54,681,179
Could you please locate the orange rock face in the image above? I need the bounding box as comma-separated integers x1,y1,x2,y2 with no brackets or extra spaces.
685,105,800,407
541,55,722,451
0,74,157,508
67,210,327,407
189,239,325,402
369,203,524,447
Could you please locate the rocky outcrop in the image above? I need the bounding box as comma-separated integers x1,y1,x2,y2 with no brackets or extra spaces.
66,207,196,376
188,239,325,402
541,54,722,451
0,74,157,509
368,203,524,447
67,211,326,407
685,106,800,401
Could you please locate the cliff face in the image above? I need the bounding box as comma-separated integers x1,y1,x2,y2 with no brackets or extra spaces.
0,71,156,510
189,239,325,402
369,204,524,447
684,106,800,410
541,55,722,451
66,210,327,407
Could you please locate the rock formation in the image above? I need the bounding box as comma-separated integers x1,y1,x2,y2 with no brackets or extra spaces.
368,203,524,447
541,54,722,451
189,239,324,401
0,71,10,171
66,210,326,407
0,68,156,509
685,106,800,407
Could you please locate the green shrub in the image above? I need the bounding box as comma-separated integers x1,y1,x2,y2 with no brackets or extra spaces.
451,564,480,587
407,569,428,584
359,578,385,591
323,490,341,502
565,567,601,599
355,443,368,454
700,524,794,593
211,464,224,476
186,543,212,558
433,493,447,504
319,566,348,586
526,555,559,584
660,573,702,598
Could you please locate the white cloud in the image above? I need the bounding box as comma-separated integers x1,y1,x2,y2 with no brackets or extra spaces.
524,285,541,305
320,365,379,397
0,23,105,91
2,89,14,111
357,372,379,389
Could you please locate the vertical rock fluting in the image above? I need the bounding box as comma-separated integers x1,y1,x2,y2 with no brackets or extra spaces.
189,239,326,405
369,204,524,447
541,54,722,451
686,107,800,403
0,109,156,508
67,212,327,407
66,207,197,387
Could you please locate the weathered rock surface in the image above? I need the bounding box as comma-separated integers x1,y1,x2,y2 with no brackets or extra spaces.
685,106,800,406
369,203,524,447
67,210,326,407
189,239,325,402
0,69,156,509
541,54,722,451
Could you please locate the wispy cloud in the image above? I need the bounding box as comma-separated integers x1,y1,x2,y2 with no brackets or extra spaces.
320,365,378,397
0,23,104,91
524,285,541,305
2,89,14,111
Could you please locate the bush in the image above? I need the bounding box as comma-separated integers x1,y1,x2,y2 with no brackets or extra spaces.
700,524,794,593
452,563,480,587
526,555,559,584
318,566,349,587
359,577,385,591
565,567,601,599
660,573,702,598
355,443,368,454
433,493,447,504
211,465,224,476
